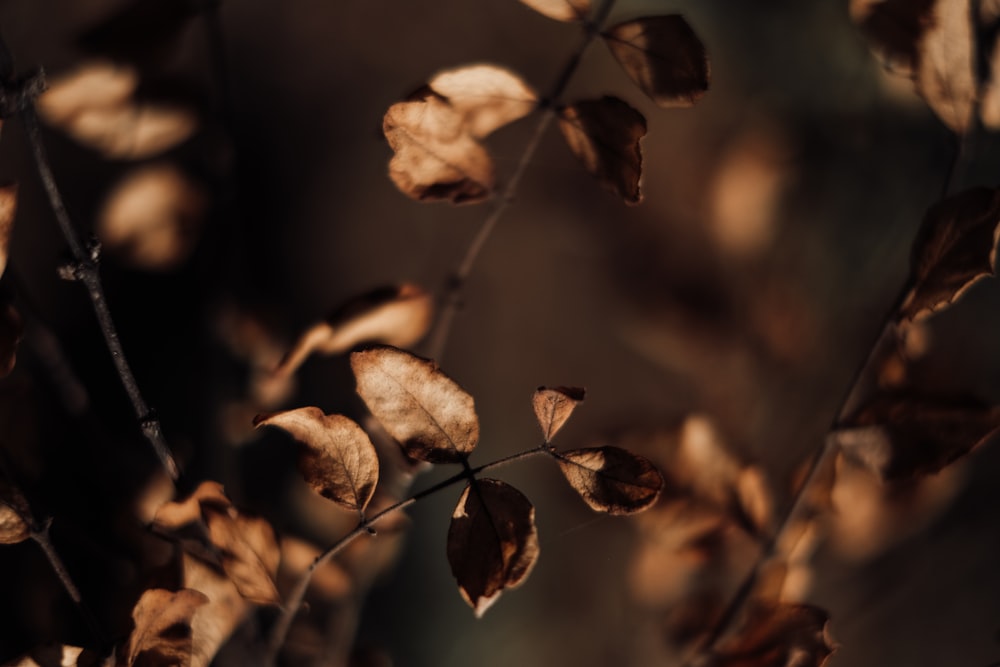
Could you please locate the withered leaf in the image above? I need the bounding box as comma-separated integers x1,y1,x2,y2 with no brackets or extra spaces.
1,645,96,667
711,602,835,667
898,187,1000,322
254,408,379,512
555,446,664,514
532,386,585,443
558,96,647,204
351,346,479,463
915,0,977,134
0,501,29,545
427,65,538,139
831,395,1000,480
275,284,434,376
37,61,197,160
447,479,539,617
0,184,17,279
124,588,209,667
518,0,590,22
180,554,250,667
603,16,710,108
851,0,936,75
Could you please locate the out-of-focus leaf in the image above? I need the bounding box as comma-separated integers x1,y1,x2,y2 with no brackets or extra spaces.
980,34,1000,130
831,395,1000,480
518,0,589,22
78,0,201,67
0,502,29,545
152,480,229,530
124,588,209,667
710,602,835,667
255,408,379,513
383,64,537,204
0,300,24,379
736,465,774,537
98,163,206,270
557,96,647,204
278,536,352,601
532,386,585,443
603,16,710,108
351,346,479,463
898,187,1000,322
1,645,98,667
555,446,663,514
850,0,935,74
181,554,250,667
275,284,433,376
447,479,539,617
37,61,197,160
915,0,976,133
0,184,17,279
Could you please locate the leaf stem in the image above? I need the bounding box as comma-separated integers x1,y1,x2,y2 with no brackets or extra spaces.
424,0,618,360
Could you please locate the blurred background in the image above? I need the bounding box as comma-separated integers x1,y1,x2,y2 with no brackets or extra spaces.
1,0,1000,665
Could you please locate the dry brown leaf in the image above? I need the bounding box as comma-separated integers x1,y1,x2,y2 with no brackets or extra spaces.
446,479,539,617
0,501,29,545
37,61,197,160
736,466,774,537
181,554,250,667
255,408,379,513
831,394,1000,480
898,187,1000,322
124,588,209,667
152,480,229,530
555,446,664,514
915,0,977,134
518,0,589,22
275,284,433,376
428,65,538,138
558,96,647,204
851,0,935,75
532,386,585,443
0,184,17,279
351,346,479,463
603,15,710,108
981,34,1000,129
711,602,835,667
98,163,206,270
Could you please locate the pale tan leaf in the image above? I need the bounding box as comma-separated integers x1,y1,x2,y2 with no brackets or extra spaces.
675,415,743,507
518,0,590,22
204,509,281,605
555,446,663,514
735,465,774,537
35,60,137,123
278,536,352,601
255,408,379,512
532,386,585,443
446,479,539,617
152,480,229,531
98,164,206,271
558,96,647,204
914,0,976,134
428,65,538,138
711,602,835,667
125,588,209,667
980,34,1000,129
275,284,433,376
0,502,29,545
351,346,479,463
181,554,250,667
603,15,710,108
0,184,17,280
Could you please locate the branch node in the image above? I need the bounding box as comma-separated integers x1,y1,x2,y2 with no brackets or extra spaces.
0,67,46,118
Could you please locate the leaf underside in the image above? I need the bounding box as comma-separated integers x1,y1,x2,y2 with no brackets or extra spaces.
556,446,664,514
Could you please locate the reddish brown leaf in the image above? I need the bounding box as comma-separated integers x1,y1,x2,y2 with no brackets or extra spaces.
558,96,647,204
351,346,479,463
124,588,209,667
711,602,835,667
518,0,590,22
0,184,17,279
603,16,710,108
915,0,977,134
0,501,29,545
254,408,379,512
446,479,539,617
275,284,433,376
831,395,1000,480
898,187,1000,322
532,386,585,443
555,446,664,514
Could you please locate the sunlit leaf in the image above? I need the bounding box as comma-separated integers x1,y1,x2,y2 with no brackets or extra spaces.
711,602,835,667
181,554,250,667
831,394,1000,480
914,0,976,134
255,408,379,512
558,96,647,204
124,588,209,667
518,0,590,22
0,502,29,545
428,65,538,138
0,184,17,279
603,15,710,108
351,346,479,463
447,479,539,617
275,284,433,376
98,163,206,270
555,446,663,514
735,465,774,537
532,386,585,443
898,187,1000,322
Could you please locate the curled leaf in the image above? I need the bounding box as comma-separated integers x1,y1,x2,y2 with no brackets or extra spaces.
711,602,835,667
124,588,209,667
532,386,585,443
558,96,647,204
518,0,590,22
915,0,976,134
0,184,17,279
555,446,664,514
898,187,1000,322
0,502,29,545
255,408,379,512
275,284,433,376
831,395,1000,480
447,479,539,617
351,346,479,463
603,15,710,108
